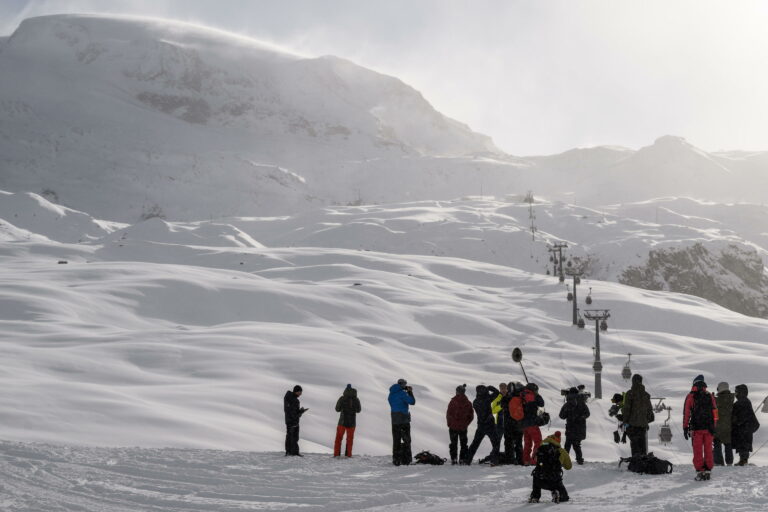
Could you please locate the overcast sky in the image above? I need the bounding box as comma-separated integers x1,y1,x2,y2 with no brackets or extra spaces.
3,0,768,155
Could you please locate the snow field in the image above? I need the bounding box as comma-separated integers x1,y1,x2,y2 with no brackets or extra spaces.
0,441,766,511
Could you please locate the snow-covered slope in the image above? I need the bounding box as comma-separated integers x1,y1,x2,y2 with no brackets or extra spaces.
1,192,766,465
0,14,504,222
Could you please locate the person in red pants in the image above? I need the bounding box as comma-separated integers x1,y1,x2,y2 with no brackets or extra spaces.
334,384,362,457
683,375,719,480
520,383,545,465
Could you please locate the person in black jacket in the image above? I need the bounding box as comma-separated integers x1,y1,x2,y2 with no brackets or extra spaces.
732,384,760,466
559,387,590,465
284,385,308,456
464,385,501,465
334,384,362,457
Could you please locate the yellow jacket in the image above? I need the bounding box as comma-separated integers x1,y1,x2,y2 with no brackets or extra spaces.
540,435,573,470
491,393,503,420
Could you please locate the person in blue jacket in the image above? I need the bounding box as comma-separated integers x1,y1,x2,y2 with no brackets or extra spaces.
388,378,416,465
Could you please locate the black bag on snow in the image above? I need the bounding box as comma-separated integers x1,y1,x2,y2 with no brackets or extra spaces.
414,451,446,465
619,452,673,475
532,443,563,481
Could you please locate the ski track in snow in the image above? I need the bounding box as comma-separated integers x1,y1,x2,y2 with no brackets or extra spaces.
0,441,766,512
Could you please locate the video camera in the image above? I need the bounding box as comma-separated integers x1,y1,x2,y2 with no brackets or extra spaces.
560,385,591,400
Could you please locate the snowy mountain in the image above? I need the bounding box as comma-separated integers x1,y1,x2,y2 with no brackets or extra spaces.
0,14,502,222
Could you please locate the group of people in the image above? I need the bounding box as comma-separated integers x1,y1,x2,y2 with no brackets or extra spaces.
283,373,761,503
611,374,761,481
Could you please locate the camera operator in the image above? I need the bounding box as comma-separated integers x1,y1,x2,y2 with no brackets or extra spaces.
388,378,416,466
558,387,590,465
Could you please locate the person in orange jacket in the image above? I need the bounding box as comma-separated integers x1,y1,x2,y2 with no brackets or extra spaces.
683,375,719,480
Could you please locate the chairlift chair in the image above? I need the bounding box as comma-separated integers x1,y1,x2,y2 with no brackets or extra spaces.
600,319,608,331
621,353,632,381
559,275,565,283
585,287,593,305
658,406,673,445
575,276,581,285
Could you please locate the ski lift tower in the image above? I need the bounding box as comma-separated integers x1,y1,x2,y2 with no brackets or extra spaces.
583,309,611,399
565,269,584,325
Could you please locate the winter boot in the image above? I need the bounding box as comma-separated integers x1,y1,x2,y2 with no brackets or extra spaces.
703,471,711,480
694,471,706,481
551,490,560,503
528,496,539,503
736,458,748,466
451,459,457,465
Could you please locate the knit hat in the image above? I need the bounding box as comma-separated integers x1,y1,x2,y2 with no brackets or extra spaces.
717,382,729,393
553,431,562,441
526,383,539,391
632,374,643,385
456,384,466,395
293,385,303,393
693,374,705,385
476,384,487,395
735,384,749,397
397,378,407,388
346,383,352,389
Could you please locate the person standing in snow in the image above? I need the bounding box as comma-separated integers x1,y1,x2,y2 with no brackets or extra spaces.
683,375,719,480
446,384,474,465
334,384,361,457
465,384,501,465
506,382,526,465
713,382,734,466
521,382,545,465
622,374,654,456
558,387,590,465
528,431,572,503
284,385,308,456
388,378,416,466
732,384,760,466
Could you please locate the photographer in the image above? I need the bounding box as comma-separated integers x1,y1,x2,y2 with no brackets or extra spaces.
465,385,501,465
609,392,626,444
558,387,590,465
388,378,416,466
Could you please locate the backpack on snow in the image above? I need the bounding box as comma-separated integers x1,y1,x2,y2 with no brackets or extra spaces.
619,452,673,475
414,451,446,465
532,443,562,481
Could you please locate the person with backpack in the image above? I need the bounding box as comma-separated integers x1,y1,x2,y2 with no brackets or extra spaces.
504,381,525,464
521,382,545,465
623,374,654,456
683,375,719,480
284,384,308,456
528,431,572,503
446,384,474,465
559,387,590,465
732,384,760,466
333,384,361,457
713,382,734,466
388,378,416,466
464,385,501,465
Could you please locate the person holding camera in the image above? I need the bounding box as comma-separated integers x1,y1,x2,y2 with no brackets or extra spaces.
521,382,545,465
446,384,474,465
609,392,627,444
465,384,502,465
388,378,416,466
284,384,308,456
558,387,590,465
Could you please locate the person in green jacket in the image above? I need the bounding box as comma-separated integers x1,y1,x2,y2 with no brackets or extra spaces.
528,431,572,503
714,382,734,466
622,374,654,456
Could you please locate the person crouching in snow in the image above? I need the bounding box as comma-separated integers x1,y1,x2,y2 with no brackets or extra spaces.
528,431,572,503
334,384,361,457
683,375,719,480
